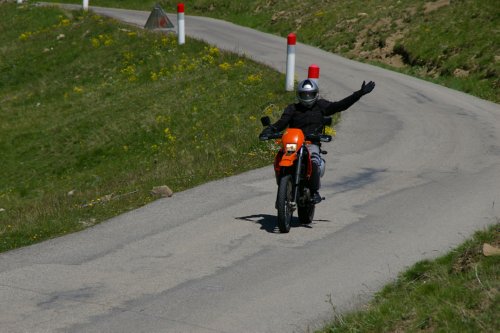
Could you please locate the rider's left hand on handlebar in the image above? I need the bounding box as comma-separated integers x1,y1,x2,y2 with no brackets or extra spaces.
260,126,276,137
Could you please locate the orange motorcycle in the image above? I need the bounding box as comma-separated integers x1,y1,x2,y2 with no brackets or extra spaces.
259,116,332,233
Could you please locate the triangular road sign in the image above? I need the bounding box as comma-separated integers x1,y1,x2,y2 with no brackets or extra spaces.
144,4,174,30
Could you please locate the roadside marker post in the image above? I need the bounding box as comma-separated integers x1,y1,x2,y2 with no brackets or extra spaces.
83,0,89,11
177,3,185,45
285,33,296,92
308,64,320,85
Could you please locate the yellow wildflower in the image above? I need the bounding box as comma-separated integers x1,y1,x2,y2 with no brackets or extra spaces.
123,51,134,61
324,127,336,136
201,54,215,65
164,128,176,142
95,34,113,46
19,32,32,41
156,115,170,124
187,63,198,71
121,65,136,76
207,46,220,56
246,73,262,83
263,103,281,117
219,62,231,71
159,67,170,77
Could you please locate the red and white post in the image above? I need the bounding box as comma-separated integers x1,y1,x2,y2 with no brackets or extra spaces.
83,0,89,11
308,64,320,85
177,3,185,45
285,33,296,91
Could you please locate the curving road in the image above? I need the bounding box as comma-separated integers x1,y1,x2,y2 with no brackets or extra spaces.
1,5,499,333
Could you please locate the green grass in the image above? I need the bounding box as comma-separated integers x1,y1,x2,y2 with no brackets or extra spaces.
0,2,293,251
2,2,498,331
44,0,500,103
318,223,500,333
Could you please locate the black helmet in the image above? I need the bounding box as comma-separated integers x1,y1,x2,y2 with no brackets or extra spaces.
297,79,319,107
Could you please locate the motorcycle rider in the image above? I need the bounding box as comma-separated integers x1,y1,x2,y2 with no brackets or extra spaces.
260,78,375,204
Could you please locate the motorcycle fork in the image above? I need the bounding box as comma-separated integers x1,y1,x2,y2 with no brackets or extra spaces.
293,146,305,204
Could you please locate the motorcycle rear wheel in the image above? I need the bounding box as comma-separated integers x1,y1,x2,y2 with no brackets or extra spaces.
277,175,293,233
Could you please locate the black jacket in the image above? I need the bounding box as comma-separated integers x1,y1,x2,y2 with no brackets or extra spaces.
271,91,363,135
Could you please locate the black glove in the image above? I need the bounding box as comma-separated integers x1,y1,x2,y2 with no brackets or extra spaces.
259,126,277,140
359,80,375,96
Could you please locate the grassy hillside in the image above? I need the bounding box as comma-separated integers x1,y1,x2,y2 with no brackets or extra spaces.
319,223,499,333
0,2,292,251
44,0,500,103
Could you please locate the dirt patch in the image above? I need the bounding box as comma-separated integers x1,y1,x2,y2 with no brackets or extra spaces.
453,68,470,78
453,226,499,273
348,1,455,68
351,17,407,68
424,0,450,14
452,245,481,273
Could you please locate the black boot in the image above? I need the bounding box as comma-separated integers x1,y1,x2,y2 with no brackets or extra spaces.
310,164,322,204
312,191,322,204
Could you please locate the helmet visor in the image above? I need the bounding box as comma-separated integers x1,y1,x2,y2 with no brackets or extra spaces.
298,91,318,101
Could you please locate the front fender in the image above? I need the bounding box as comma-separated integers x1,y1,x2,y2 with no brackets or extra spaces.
279,154,297,167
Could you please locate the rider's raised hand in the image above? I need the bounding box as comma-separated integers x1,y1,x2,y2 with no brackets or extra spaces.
360,80,375,95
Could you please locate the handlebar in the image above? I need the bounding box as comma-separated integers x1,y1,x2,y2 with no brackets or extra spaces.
306,133,333,143
259,132,332,142
259,132,282,141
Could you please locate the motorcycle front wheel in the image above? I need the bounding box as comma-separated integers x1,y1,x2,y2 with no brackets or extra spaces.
277,175,293,233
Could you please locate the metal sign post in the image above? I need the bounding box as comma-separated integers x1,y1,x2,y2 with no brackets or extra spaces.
285,33,296,91
177,3,185,45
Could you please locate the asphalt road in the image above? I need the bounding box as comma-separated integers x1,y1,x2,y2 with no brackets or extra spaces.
1,5,499,333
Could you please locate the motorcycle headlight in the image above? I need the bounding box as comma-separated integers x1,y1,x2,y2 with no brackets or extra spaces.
285,143,297,153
